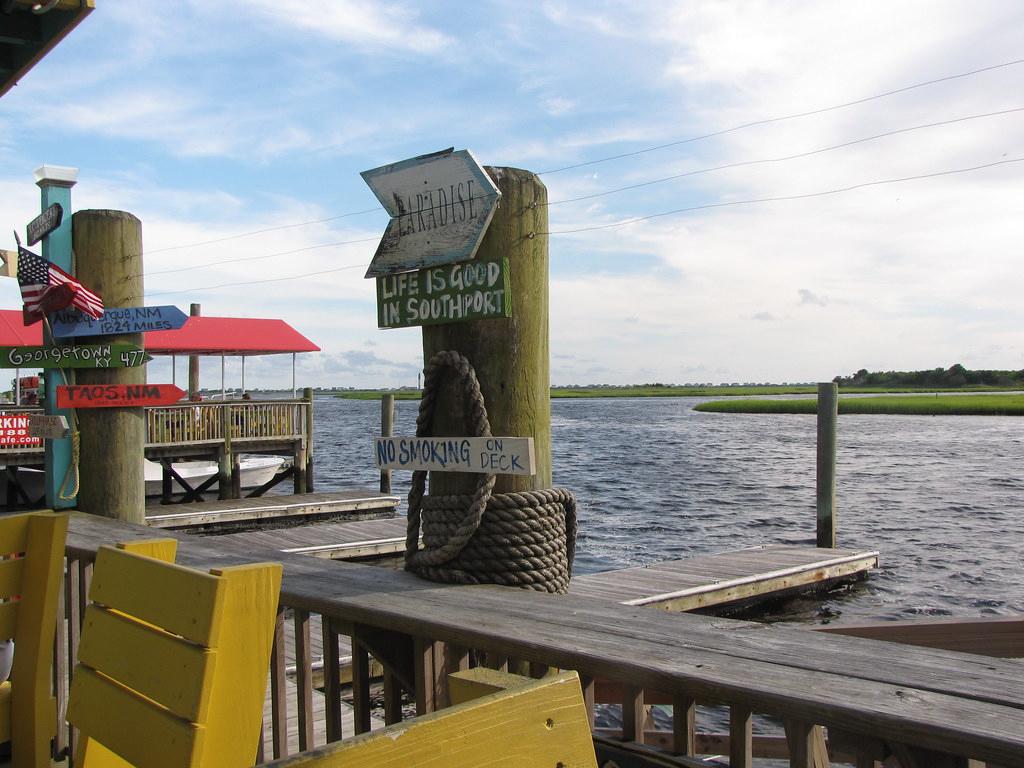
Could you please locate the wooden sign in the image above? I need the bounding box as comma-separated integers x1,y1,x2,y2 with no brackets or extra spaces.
26,202,63,246
27,414,69,440
0,343,151,369
50,305,188,338
377,258,510,329
375,436,536,476
0,249,15,278
56,384,185,409
0,413,40,446
362,148,501,277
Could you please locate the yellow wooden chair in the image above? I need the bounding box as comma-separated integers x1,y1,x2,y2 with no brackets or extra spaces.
65,538,282,768
0,510,68,768
261,667,598,768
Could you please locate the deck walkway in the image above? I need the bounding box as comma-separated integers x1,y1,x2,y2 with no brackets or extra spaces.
571,544,878,612
145,490,400,532
216,517,409,560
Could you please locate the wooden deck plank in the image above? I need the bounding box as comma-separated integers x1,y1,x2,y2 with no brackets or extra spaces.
144,490,400,531
571,545,879,610
211,518,410,560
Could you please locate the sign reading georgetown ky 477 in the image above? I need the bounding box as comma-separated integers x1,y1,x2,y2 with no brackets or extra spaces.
361,148,501,278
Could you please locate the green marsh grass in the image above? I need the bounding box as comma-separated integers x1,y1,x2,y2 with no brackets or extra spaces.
694,394,1024,416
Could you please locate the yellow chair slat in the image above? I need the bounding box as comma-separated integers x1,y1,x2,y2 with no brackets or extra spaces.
0,516,29,557
0,680,10,742
117,539,178,563
68,666,204,768
0,601,17,642
78,604,217,723
89,546,226,647
262,670,598,768
0,557,25,600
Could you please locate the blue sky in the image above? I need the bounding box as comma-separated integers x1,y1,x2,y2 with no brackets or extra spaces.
2,1,1023,389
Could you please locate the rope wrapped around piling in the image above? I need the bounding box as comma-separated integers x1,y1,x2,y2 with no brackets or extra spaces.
405,350,577,594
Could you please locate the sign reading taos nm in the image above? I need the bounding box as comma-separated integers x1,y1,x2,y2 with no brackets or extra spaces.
361,148,501,278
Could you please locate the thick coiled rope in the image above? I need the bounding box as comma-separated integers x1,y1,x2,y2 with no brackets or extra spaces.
405,350,577,594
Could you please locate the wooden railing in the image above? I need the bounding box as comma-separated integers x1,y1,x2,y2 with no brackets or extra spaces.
56,515,1024,768
144,400,309,446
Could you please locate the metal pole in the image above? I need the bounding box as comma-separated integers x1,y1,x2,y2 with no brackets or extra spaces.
220,354,225,399
292,353,296,398
241,356,246,394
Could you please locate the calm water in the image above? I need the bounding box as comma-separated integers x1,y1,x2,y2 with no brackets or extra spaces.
311,395,1024,625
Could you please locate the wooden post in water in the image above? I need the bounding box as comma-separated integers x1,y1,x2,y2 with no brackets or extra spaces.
188,303,200,398
303,387,314,492
422,167,551,495
73,210,146,523
816,381,838,547
380,394,394,494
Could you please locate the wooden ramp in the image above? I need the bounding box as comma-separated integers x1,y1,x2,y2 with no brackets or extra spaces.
145,490,400,533
215,518,409,560
571,544,878,612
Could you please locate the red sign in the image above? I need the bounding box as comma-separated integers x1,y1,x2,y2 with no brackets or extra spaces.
56,384,186,409
0,413,42,446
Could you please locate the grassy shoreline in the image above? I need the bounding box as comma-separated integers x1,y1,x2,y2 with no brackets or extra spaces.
334,384,1023,401
694,394,1024,416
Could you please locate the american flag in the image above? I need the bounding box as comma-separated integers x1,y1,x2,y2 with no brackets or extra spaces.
17,242,104,324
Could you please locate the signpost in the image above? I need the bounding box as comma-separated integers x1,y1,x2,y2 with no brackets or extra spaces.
56,383,185,409
0,249,15,278
0,413,40,446
375,436,536,476
377,258,511,329
27,414,69,440
362,148,501,277
0,343,150,369
26,202,63,246
50,305,188,338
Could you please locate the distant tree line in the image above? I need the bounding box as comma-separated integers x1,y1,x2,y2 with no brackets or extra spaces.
833,364,1024,389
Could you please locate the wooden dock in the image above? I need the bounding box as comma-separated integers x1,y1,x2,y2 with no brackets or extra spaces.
144,490,400,533
571,544,878,612
215,517,409,560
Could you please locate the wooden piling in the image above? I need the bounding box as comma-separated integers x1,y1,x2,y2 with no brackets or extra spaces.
188,303,200,398
816,381,838,547
303,387,314,492
380,394,394,494
73,210,145,523
421,167,551,495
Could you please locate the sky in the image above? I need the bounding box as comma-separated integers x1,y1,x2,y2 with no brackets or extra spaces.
2,0,1023,390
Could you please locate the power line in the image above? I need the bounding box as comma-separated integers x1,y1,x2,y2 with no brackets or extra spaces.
147,235,379,276
538,58,1024,175
540,156,1024,235
546,106,1024,207
147,262,368,296
144,207,381,255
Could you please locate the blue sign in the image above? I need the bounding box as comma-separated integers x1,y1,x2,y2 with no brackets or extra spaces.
50,305,188,338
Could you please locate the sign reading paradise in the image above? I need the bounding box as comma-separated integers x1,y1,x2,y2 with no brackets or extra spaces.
376,258,510,329
26,202,63,246
0,343,150,369
361,148,501,278
375,436,536,476
56,383,185,409
50,305,188,338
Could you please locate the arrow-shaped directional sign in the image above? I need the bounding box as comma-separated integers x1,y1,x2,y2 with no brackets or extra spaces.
27,414,69,440
50,305,188,338
0,343,151,369
56,384,186,409
26,202,63,246
361,148,501,278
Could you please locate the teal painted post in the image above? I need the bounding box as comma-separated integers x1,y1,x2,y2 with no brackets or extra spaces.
36,165,78,510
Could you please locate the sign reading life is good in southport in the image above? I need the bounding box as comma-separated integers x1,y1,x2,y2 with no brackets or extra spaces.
376,259,510,329
361,148,501,278
375,436,536,476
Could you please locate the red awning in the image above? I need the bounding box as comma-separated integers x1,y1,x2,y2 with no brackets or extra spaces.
0,311,320,356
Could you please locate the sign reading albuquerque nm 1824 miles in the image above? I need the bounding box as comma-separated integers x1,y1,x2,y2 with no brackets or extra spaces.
50,305,188,338
0,344,150,369
375,436,536,476
362,148,501,278
377,259,510,329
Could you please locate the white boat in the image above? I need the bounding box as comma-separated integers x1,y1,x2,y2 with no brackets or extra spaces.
145,455,287,496
5,455,287,502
